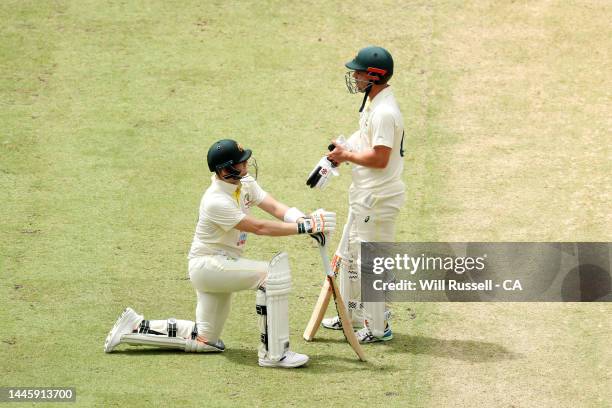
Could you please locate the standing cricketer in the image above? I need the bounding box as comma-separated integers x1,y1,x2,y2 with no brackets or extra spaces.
322,46,406,343
104,139,336,368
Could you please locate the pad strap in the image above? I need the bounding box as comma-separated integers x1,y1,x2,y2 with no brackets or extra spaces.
257,287,269,352
139,320,150,334
167,319,177,338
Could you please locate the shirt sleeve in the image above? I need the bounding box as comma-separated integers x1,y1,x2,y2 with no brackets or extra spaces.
371,109,396,148
204,198,246,232
249,179,268,205
346,130,361,151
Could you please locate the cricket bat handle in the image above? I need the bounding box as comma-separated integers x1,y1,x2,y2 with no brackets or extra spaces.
318,244,334,277
302,210,355,341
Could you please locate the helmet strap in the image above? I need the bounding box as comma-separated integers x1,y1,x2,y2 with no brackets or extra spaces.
218,164,243,180
359,83,373,112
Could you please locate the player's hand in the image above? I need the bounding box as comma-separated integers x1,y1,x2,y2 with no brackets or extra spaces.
327,140,350,164
297,209,336,234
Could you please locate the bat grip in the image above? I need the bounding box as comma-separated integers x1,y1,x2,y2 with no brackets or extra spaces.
318,245,334,277
327,144,339,167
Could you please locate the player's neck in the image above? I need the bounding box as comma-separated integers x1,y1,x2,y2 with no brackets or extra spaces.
215,174,241,186
368,84,389,101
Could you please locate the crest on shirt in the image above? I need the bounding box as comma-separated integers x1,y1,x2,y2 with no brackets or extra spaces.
237,231,247,246
243,192,256,208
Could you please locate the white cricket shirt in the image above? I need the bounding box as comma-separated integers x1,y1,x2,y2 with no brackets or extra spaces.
347,87,405,192
188,175,267,259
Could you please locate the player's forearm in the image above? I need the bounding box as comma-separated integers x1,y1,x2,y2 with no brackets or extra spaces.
258,195,290,221
268,200,289,221
251,220,299,237
344,149,388,168
236,212,335,237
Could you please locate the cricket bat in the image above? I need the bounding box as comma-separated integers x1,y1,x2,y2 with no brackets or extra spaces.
303,211,354,341
303,212,365,361
318,244,366,361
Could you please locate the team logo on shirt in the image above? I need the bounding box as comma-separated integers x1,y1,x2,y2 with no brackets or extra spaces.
364,216,370,223
243,192,255,208
237,231,247,246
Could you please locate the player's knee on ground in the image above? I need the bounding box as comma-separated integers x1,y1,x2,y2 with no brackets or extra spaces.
195,291,232,343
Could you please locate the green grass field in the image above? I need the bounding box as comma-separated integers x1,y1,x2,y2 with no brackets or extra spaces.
1,1,610,407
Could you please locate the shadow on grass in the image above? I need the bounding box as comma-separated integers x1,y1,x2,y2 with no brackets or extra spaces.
108,331,518,368
222,346,372,373
310,332,520,363
109,346,371,372
110,348,219,356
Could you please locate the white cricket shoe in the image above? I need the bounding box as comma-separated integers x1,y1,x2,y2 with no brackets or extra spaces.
322,310,391,330
258,350,309,368
104,307,143,353
321,315,363,330
356,323,393,344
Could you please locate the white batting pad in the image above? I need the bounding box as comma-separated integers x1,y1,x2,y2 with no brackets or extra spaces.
340,235,363,323
259,252,291,361
147,319,195,339
122,333,186,350
121,334,224,353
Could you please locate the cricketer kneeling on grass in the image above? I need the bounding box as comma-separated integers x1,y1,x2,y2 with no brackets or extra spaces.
104,139,335,368
322,46,406,343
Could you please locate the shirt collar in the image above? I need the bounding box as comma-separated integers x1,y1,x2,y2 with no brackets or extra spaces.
367,86,393,112
211,175,241,194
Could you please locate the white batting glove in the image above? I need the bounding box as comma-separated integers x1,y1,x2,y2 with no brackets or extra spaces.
309,232,328,247
305,157,339,189
307,209,335,246
297,209,336,234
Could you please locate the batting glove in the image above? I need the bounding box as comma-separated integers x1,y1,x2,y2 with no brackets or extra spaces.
297,209,336,234
309,232,329,247
306,157,339,189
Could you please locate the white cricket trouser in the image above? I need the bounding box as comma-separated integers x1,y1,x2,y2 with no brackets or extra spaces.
342,183,405,336
188,255,268,343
